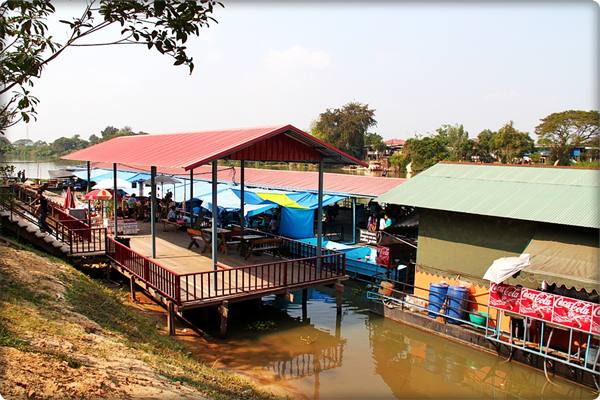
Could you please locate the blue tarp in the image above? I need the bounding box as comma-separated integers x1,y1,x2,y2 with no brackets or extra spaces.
288,192,345,209
280,208,314,239
198,187,277,217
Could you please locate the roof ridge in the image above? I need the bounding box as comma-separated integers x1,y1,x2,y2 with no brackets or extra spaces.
439,161,600,171
425,174,600,188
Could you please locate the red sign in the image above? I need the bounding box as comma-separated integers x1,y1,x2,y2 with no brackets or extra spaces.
552,296,594,332
489,283,522,313
489,284,600,334
519,288,555,321
592,304,600,335
376,246,390,267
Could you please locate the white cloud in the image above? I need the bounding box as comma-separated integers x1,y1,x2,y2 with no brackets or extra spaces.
263,45,332,71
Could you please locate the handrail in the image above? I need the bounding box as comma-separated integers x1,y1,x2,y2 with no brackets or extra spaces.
1,187,105,255
178,252,345,303
106,237,181,303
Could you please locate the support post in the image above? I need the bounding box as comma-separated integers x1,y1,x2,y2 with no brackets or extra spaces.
211,161,218,272
219,300,229,337
113,163,118,237
335,279,344,315
167,301,176,336
316,161,324,271
189,168,194,226
86,161,91,225
129,276,136,303
302,288,308,322
150,166,157,258
240,160,245,227
351,197,357,244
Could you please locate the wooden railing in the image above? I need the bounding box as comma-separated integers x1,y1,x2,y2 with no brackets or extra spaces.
179,252,345,303
105,233,346,306
2,185,105,255
106,237,181,303
242,227,340,259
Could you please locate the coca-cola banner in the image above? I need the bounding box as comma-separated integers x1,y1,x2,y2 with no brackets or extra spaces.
552,296,593,332
489,283,521,313
592,305,600,335
519,289,554,321
489,284,599,334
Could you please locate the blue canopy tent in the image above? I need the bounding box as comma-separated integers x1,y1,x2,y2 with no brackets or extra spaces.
198,187,277,217
277,194,345,239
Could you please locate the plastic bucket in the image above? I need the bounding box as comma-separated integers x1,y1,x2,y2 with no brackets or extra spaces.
427,283,448,318
379,281,394,296
446,286,469,324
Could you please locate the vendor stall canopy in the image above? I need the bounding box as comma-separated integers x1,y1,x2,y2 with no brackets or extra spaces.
63,124,366,169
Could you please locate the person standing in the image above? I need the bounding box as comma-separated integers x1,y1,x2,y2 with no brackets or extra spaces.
31,189,50,233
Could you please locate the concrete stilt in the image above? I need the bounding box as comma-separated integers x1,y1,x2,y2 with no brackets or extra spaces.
335,309,342,340
219,301,229,337
335,280,344,315
302,288,308,322
167,301,176,336
129,276,136,303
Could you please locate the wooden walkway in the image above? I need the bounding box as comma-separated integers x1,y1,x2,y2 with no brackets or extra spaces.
112,222,345,309
126,222,276,274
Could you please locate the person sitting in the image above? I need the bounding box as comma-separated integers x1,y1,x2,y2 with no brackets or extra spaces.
167,205,177,222
268,214,279,234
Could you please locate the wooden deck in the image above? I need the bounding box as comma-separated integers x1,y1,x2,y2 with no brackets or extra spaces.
112,222,346,309
125,222,277,274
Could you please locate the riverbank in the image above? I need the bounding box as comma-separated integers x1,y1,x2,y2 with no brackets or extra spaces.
0,241,280,400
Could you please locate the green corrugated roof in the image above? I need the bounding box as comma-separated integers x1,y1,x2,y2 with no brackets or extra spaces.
376,163,600,229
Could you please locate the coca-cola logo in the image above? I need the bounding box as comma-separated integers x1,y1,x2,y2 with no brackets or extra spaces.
491,283,520,299
555,298,593,315
522,291,553,307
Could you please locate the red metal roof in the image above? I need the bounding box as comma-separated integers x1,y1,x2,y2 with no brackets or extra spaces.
90,162,405,197
63,124,366,169
208,167,406,197
384,138,406,146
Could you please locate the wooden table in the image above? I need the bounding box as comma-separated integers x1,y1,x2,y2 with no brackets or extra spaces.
232,233,266,258
196,227,231,253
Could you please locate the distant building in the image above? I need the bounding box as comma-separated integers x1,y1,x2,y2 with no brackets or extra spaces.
383,139,405,155
364,138,406,174
377,162,599,310
533,145,599,164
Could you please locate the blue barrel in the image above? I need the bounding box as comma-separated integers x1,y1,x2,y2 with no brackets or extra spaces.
446,286,469,324
427,283,448,318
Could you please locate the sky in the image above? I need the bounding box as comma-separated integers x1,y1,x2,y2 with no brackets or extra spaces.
4,1,599,143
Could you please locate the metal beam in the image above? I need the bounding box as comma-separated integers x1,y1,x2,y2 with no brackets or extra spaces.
150,166,157,258
351,197,357,244
240,160,245,226
189,168,194,226
211,161,218,271
113,163,118,237
86,161,91,225
317,161,324,271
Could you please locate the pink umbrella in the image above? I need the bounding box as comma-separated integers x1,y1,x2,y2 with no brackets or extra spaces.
64,187,76,209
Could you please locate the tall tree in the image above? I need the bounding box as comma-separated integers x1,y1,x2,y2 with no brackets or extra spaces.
493,121,534,163
50,134,88,155
1,0,222,134
535,110,600,165
390,134,449,174
365,132,386,153
436,124,472,161
474,129,497,162
312,102,376,159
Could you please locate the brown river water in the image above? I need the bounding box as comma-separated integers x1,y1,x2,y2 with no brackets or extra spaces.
166,282,596,400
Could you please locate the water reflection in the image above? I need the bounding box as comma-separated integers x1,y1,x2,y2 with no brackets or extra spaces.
183,283,594,399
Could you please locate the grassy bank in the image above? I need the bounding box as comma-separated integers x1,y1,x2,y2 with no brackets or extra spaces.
0,241,281,400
